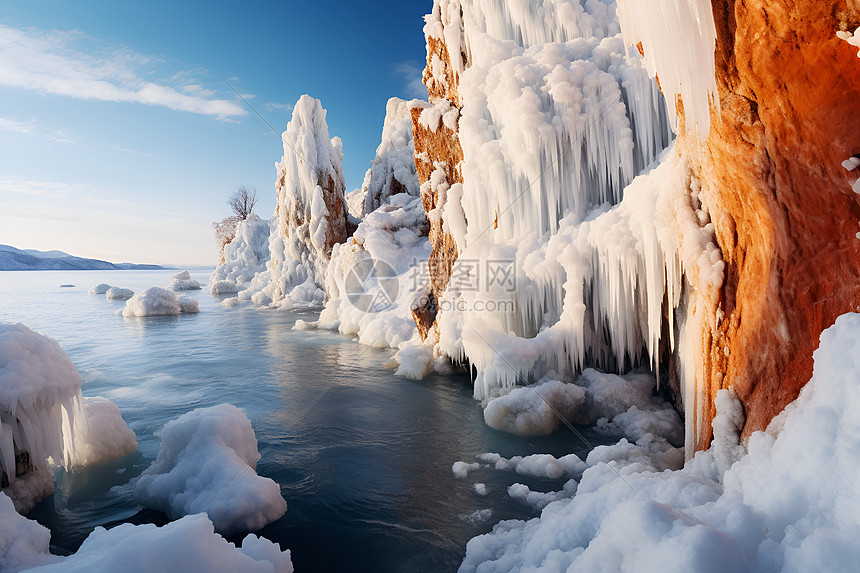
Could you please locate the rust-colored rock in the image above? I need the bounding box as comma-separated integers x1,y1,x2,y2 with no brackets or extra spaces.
684,0,860,448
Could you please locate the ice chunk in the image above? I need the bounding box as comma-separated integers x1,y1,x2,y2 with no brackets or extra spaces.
105,287,134,301
483,377,586,436
27,513,293,573
169,271,202,291
452,461,480,479
393,344,435,380
0,491,58,571
210,215,273,293
134,404,287,536
178,297,199,314
122,287,197,318
88,284,111,295
71,397,137,466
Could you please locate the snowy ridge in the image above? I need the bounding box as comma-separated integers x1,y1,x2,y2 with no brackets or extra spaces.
617,0,719,137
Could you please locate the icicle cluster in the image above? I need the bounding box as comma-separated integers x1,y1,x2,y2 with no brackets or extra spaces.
416,0,723,421
616,0,719,137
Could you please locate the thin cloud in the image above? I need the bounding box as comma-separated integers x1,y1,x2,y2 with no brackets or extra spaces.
0,24,246,119
394,62,428,99
0,115,77,144
109,144,154,157
265,101,293,113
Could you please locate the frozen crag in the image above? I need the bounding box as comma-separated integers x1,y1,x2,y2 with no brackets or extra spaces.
0,495,293,573
241,95,349,309
168,271,202,292
122,287,199,318
210,215,273,295
350,97,421,218
134,404,287,536
0,323,137,512
459,313,860,573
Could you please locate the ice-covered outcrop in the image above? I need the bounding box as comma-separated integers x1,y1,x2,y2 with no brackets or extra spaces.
134,404,287,536
168,271,202,292
350,98,421,218
618,0,860,448
0,323,137,512
242,95,350,309
209,215,273,295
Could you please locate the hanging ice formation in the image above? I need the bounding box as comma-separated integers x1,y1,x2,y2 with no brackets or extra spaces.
412,0,724,428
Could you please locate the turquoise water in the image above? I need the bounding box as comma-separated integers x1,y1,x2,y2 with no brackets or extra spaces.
0,270,615,572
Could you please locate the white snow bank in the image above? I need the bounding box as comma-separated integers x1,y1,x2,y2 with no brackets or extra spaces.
0,492,58,571
210,215,273,293
134,404,287,536
393,344,435,379
0,323,137,511
168,271,202,291
122,287,198,318
88,284,111,295
71,397,137,466
14,512,293,573
483,375,586,436
460,313,860,572
105,287,134,301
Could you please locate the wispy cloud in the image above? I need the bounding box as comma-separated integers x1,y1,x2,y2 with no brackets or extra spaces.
0,24,246,119
264,101,293,113
109,144,154,157
394,62,428,99
0,115,77,144
0,117,36,134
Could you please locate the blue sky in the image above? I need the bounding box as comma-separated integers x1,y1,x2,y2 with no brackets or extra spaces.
0,0,429,266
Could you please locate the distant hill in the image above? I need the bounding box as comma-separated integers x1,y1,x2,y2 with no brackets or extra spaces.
0,245,165,271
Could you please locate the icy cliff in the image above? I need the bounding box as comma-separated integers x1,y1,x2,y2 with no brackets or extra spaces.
242,95,350,308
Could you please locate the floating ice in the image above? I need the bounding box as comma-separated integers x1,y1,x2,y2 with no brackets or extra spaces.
71,397,137,467
483,375,586,436
122,287,198,318
134,404,287,536
88,284,111,295
105,287,134,301
168,271,202,292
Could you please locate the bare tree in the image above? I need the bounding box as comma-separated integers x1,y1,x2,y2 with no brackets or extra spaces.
228,186,258,220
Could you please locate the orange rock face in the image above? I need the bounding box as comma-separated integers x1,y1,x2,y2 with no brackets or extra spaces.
686,0,860,447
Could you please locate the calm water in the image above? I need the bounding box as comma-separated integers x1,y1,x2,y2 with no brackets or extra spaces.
0,270,615,572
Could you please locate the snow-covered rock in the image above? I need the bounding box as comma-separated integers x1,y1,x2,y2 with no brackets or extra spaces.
88,284,111,295
134,404,287,536
0,323,136,511
209,215,272,294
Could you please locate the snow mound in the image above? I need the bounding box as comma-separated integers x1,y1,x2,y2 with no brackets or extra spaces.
122,287,198,318
15,512,293,573
0,492,58,571
178,297,199,314
169,271,202,291
460,313,860,572
483,375,586,436
88,284,111,295
134,404,287,536
71,397,137,466
393,344,435,379
105,287,134,301
211,280,241,295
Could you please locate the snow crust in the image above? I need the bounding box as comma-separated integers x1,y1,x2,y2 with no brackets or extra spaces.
134,404,287,536
0,324,136,511
168,271,202,292
209,215,273,295
459,313,860,572
122,287,199,318
240,95,347,309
